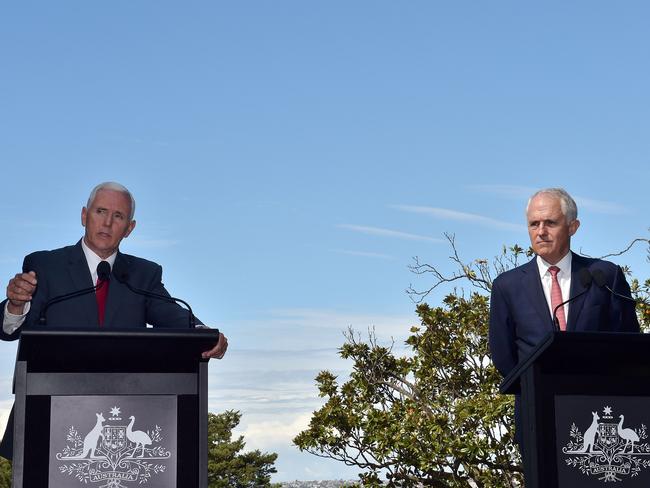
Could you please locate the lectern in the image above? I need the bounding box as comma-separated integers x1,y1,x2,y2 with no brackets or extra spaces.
10,327,219,488
501,331,650,487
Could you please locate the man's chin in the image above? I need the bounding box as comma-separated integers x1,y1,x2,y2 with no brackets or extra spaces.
534,249,553,261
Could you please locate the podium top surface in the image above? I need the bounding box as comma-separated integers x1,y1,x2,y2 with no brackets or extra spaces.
16,327,221,373
500,331,649,394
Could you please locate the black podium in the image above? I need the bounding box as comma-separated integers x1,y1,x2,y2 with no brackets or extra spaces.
10,327,219,488
501,331,650,487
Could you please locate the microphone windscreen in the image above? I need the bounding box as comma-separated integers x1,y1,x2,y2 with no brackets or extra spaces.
579,268,593,288
592,269,607,288
97,261,111,282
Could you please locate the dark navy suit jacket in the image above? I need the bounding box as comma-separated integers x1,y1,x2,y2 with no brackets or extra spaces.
0,241,200,458
489,252,639,444
489,252,639,379
0,240,200,340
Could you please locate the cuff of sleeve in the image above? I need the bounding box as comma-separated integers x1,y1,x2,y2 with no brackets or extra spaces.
3,301,30,335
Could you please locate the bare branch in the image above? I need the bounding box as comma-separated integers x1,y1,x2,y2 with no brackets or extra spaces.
579,237,650,260
407,233,529,302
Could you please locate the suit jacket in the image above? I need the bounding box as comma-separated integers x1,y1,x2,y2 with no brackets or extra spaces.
0,240,201,341
489,252,639,447
489,253,639,379
0,241,201,458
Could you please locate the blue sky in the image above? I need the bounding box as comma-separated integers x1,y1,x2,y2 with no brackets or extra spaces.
1,1,649,482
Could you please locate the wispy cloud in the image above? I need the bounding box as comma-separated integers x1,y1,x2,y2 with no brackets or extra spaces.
237,412,312,450
391,205,524,232
338,224,443,243
18,220,61,229
0,400,12,434
331,249,395,259
467,184,536,199
213,309,417,357
127,237,180,249
573,197,630,215
468,184,630,215
193,307,417,467
105,135,170,147
264,308,418,339
0,256,21,265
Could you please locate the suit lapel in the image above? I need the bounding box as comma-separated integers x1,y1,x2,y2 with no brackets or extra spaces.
567,252,589,331
66,241,98,325
520,257,552,328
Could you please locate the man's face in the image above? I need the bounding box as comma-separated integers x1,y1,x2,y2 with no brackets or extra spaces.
526,193,579,265
81,189,136,259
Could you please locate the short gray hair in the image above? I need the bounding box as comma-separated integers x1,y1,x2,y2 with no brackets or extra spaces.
86,182,136,220
526,188,578,223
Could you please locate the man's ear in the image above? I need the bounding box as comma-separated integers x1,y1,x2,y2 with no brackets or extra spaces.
81,207,88,227
124,220,136,238
569,219,580,237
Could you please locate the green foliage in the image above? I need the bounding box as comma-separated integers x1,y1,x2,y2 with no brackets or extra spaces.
294,293,522,487
630,277,650,331
208,410,281,488
0,457,10,488
295,236,649,487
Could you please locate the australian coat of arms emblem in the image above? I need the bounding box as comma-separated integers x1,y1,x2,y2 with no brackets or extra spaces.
562,406,650,482
55,405,171,487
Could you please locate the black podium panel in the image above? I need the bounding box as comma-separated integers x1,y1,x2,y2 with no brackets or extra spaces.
11,327,218,488
501,331,650,487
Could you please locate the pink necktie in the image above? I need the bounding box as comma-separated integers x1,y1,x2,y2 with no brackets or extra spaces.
549,266,566,331
96,277,109,326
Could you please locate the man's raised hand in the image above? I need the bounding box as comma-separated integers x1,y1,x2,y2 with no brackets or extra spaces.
6,271,37,314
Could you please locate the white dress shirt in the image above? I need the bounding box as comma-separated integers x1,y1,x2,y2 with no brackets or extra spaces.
536,251,572,323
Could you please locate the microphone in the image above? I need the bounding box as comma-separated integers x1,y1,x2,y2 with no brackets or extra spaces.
592,269,638,304
552,268,593,331
39,262,110,325
97,261,111,282
112,262,197,328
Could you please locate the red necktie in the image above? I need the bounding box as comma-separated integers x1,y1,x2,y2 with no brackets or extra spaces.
96,276,109,326
549,266,566,331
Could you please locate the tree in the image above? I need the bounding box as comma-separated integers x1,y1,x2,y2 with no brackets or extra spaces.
294,234,649,487
294,295,521,487
626,235,650,331
0,457,10,488
208,410,282,488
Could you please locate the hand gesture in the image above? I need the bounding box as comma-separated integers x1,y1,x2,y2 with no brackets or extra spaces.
6,271,37,315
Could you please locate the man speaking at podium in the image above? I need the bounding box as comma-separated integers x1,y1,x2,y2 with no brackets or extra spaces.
489,187,639,449
0,181,228,459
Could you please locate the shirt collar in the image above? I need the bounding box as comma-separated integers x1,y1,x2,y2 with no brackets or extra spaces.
81,237,117,277
537,251,572,277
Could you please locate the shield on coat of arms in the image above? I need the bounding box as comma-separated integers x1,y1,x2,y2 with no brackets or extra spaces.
102,425,127,453
597,422,619,448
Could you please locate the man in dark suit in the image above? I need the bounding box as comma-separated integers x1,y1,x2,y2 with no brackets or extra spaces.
489,188,639,449
0,182,228,459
